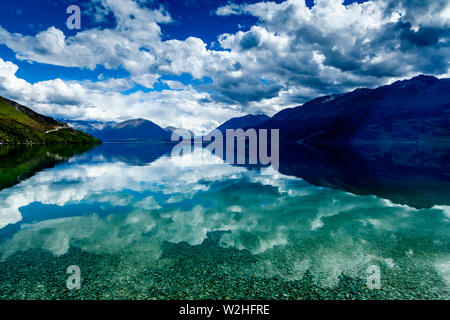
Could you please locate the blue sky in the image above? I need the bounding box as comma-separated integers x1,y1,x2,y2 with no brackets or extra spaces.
0,0,448,132
0,0,292,84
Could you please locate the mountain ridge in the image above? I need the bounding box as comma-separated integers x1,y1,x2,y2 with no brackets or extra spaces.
260,75,450,144
12,74,448,145
0,97,100,145
209,114,270,136
68,118,171,142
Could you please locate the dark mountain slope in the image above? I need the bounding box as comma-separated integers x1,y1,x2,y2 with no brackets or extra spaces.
261,75,450,144
208,114,270,135
212,114,270,135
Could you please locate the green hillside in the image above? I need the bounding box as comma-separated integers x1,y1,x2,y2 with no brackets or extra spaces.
0,97,101,144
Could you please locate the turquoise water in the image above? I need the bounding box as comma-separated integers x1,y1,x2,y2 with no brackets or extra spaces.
0,143,449,299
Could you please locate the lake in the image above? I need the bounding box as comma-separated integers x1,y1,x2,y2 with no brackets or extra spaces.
0,142,449,299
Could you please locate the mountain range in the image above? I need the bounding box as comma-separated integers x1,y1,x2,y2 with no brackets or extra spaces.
58,75,450,144
1,75,449,145
68,115,269,142
94,118,171,142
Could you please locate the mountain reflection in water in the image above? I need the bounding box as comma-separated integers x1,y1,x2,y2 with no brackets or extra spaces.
0,142,448,299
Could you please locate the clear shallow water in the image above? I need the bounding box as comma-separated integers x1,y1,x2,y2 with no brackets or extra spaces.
0,143,449,299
